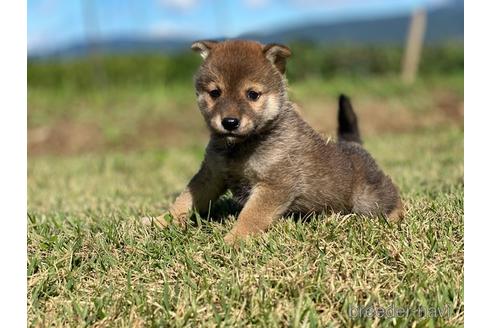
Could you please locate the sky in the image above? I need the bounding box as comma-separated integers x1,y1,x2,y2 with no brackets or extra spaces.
27,0,452,53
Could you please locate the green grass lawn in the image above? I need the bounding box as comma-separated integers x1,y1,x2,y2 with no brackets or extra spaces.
28,121,463,326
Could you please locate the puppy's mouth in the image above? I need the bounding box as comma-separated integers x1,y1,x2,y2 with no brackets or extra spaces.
212,129,256,143
215,131,247,140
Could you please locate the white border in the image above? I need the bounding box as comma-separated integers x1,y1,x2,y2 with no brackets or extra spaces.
464,1,492,326
2,0,476,326
0,0,27,325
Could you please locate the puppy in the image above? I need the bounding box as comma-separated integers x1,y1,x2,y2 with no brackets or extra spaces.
143,40,403,244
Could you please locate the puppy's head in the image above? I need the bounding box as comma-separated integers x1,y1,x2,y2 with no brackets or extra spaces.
191,39,291,142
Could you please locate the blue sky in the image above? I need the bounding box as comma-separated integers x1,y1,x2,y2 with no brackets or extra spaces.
28,0,451,52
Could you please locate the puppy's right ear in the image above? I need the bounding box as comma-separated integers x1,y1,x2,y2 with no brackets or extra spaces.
191,40,218,60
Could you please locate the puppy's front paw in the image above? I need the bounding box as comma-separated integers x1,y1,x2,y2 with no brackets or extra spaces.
140,213,180,229
224,232,237,245
224,229,250,246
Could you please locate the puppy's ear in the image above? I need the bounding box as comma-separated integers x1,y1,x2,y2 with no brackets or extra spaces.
263,43,291,74
191,40,218,60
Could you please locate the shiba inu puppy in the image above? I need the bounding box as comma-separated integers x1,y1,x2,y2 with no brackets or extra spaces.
142,40,403,244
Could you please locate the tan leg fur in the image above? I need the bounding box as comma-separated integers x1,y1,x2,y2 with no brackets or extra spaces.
224,185,292,245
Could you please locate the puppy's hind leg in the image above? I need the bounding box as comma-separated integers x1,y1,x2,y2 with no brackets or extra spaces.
387,196,404,222
351,177,404,222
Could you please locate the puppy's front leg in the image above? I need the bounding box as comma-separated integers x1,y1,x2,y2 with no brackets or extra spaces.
224,184,292,244
143,161,224,228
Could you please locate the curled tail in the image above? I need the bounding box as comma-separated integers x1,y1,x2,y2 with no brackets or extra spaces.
337,94,362,144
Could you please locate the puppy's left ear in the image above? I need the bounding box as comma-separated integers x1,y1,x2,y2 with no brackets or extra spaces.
191,40,218,60
263,44,291,74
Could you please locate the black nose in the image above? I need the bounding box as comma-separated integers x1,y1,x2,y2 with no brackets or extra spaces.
221,117,240,131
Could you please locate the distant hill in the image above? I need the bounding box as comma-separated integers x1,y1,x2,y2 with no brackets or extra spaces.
33,37,192,59
29,0,463,59
243,0,463,44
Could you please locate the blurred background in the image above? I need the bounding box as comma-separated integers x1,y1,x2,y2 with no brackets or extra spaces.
27,0,463,156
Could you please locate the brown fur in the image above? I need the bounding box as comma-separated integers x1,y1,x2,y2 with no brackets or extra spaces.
142,40,403,243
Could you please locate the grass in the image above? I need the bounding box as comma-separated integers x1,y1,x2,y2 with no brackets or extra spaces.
28,71,463,326
28,123,463,326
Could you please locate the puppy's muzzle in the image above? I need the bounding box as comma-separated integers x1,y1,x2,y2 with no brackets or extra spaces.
221,117,240,131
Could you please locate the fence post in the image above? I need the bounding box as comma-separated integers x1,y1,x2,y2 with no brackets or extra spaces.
81,0,106,87
401,9,427,84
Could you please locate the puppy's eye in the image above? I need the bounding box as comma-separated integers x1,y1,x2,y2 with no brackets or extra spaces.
247,90,261,101
209,89,221,99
